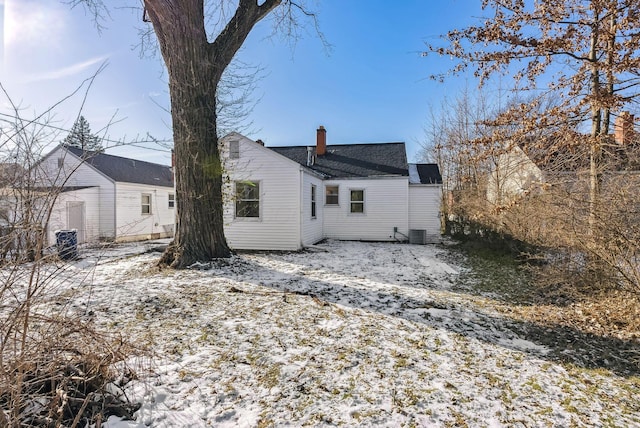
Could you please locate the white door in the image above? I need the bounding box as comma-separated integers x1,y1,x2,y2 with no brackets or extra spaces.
67,201,85,243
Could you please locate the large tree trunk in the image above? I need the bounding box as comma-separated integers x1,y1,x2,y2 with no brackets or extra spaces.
146,1,230,267
588,23,602,236
162,64,230,266
144,0,280,268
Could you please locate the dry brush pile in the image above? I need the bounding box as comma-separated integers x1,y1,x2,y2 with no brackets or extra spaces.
0,245,142,427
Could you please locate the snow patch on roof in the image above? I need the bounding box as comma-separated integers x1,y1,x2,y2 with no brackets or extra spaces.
408,163,421,184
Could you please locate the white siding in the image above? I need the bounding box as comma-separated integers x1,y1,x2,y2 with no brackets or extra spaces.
48,187,101,245
222,134,302,250
36,146,116,239
114,182,176,242
301,172,323,246
487,146,543,205
408,185,442,242
322,177,409,241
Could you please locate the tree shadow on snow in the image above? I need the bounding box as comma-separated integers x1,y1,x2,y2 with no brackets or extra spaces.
224,253,640,379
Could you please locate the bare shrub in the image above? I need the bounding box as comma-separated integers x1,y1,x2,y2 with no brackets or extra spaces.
0,85,141,426
1,313,140,427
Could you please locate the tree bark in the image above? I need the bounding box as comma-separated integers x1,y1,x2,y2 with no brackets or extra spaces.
143,0,281,268
588,22,602,236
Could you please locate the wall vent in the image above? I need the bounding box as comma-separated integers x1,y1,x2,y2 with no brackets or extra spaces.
409,229,427,245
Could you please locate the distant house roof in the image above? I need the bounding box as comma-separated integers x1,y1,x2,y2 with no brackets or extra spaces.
66,146,174,187
21,186,99,194
409,164,442,184
60,186,99,192
521,134,640,173
517,135,589,173
270,142,409,179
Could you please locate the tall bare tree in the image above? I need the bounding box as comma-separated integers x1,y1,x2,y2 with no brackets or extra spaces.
75,0,319,268
426,0,640,234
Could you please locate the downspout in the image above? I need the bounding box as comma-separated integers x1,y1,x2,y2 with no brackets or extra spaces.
112,184,117,241
152,189,158,237
393,175,410,243
303,146,313,248
299,166,304,249
405,175,410,241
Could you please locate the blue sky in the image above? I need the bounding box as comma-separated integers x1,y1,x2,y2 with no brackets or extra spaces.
1,0,483,165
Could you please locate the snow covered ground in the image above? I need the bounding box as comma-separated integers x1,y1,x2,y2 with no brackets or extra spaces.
46,240,640,426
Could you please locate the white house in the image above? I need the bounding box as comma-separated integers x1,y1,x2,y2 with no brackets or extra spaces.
35,145,175,244
486,143,545,206
488,112,639,206
408,164,444,243
221,127,442,251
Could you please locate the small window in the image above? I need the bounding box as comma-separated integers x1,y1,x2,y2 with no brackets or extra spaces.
311,184,317,219
142,193,152,215
236,181,259,218
168,193,175,209
229,140,240,159
57,158,64,168
325,185,339,205
350,189,364,214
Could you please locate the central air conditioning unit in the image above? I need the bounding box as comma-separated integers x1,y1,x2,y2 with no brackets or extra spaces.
409,229,427,245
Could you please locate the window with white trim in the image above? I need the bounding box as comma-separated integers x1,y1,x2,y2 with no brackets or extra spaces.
235,181,260,218
350,189,364,214
168,193,175,209
311,184,317,218
229,140,240,159
141,193,152,215
325,185,339,205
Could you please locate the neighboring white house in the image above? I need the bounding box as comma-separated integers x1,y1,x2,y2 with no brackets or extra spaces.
486,144,545,206
221,127,442,251
488,112,639,206
36,145,175,244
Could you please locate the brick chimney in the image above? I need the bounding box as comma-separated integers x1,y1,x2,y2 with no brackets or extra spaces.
615,112,635,145
316,126,326,156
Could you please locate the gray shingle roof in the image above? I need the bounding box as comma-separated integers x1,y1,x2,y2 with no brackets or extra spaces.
270,142,409,178
66,147,174,187
409,164,442,184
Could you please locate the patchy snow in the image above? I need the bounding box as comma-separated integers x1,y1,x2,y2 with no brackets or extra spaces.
34,240,640,426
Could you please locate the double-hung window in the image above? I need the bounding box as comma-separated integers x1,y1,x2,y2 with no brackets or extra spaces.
229,140,240,159
350,189,365,214
311,185,317,218
236,181,260,218
325,185,339,205
141,193,152,215
168,193,175,209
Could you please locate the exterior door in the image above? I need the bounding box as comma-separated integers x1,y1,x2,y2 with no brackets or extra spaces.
67,201,85,243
